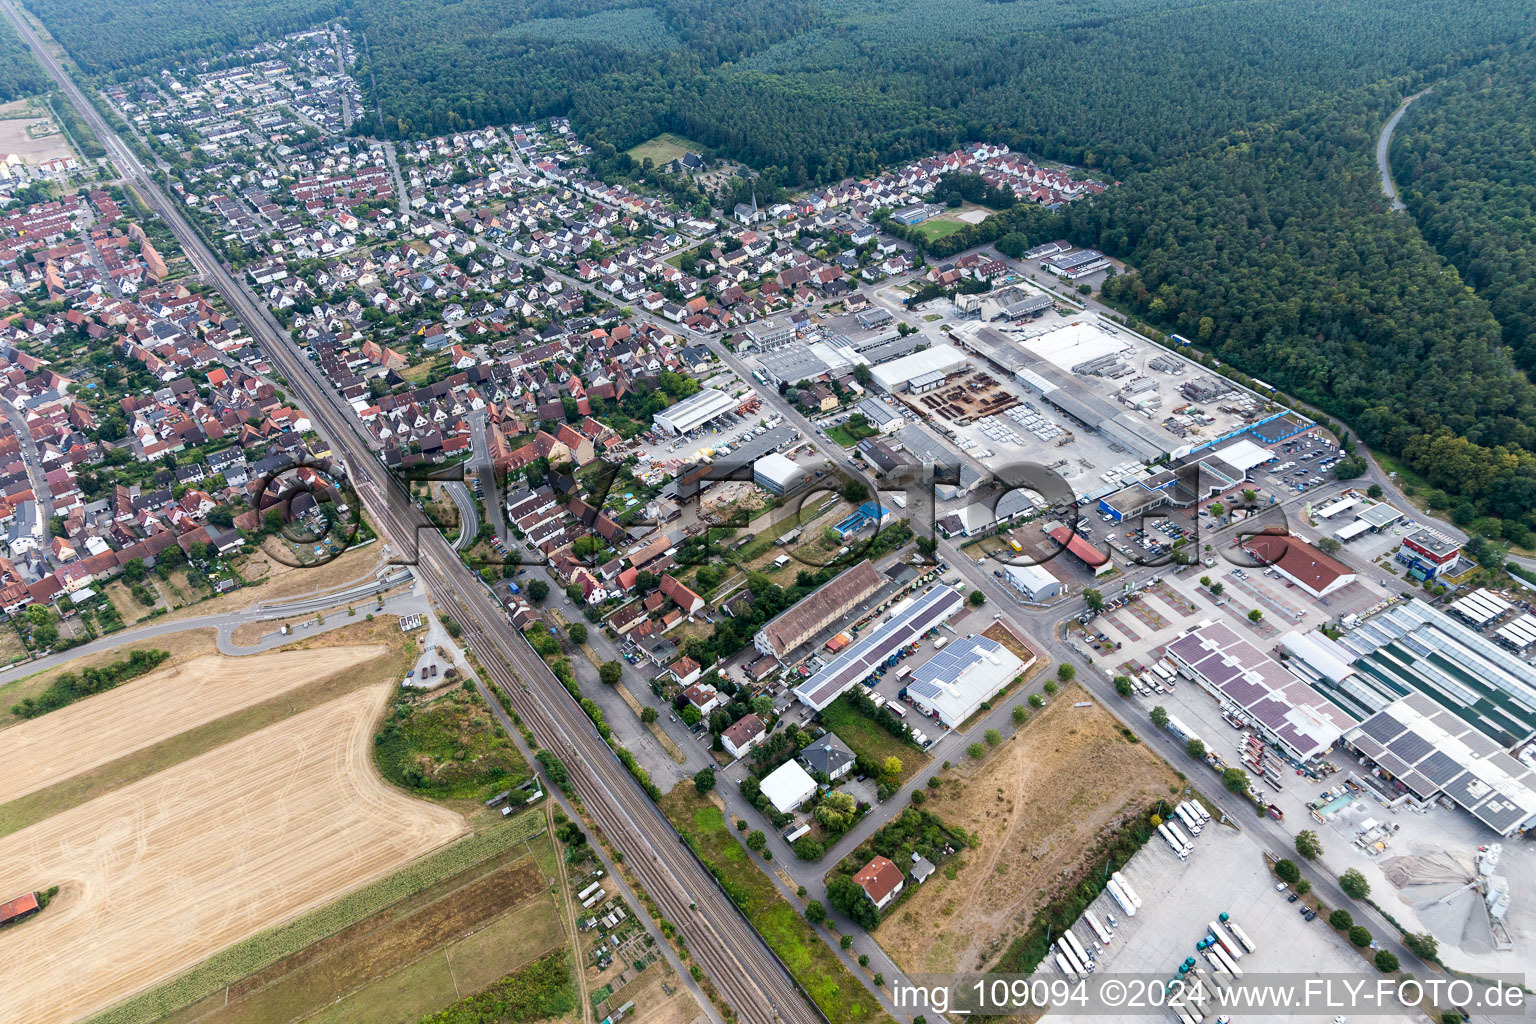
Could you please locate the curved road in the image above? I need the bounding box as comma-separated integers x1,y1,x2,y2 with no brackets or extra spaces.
442,480,479,550
0,569,416,685
1378,88,1430,211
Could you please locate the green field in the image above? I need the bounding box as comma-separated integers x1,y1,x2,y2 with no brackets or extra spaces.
910,217,969,241
659,787,888,1024
626,132,702,168
819,695,929,784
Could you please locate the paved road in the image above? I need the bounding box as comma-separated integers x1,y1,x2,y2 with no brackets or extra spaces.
441,480,478,550
1378,89,1430,212
4,399,54,554
0,569,416,686
0,9,825,1018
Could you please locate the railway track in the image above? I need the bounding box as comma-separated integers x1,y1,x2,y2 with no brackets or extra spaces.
0,4,826,1018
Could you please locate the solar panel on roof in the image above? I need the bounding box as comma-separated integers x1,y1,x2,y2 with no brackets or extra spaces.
1375,752,1410,777
1473,797,1531,834
1417,750,1465,786
908,679,943,700
1358,713,1405,744
1388,732,1434,765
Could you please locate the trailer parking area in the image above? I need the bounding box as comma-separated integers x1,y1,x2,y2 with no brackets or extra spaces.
1047,822,1420,1024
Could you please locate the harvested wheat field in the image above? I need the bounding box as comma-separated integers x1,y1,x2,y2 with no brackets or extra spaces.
876,685,1179,974
0,683,467,1024
0,645,387,805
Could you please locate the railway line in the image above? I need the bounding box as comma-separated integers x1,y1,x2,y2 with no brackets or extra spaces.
0,2,825,1019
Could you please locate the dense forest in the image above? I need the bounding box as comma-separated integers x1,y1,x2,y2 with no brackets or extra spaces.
1393,43,1536,375
0,17,48,101
20,0,345,75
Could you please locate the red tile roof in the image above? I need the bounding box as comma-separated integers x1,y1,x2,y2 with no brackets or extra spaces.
853,855,904,904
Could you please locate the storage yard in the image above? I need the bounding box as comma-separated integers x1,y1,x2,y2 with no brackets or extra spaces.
1045,819,1421,1024
0,684,467,1024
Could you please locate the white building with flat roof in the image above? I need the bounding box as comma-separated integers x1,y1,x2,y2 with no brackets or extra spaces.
653,387,737,435
905,634,1029,727
760,759,817,814
870,344,967,393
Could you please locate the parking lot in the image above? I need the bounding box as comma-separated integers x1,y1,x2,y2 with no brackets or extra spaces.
1047,818,1421,1024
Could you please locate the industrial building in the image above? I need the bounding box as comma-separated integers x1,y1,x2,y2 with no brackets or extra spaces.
1333,601,1536,749
1240,533,1356,599
832,501,893,539
744,317,798,350
1002,561,1063,602
753,559,884,660
905,633,1030,727
1343,691,1536,837
652,387,738,435
870,343,967,394
794,585,965,711
1166,620,1354,764
1397,528,1463,580
752,451,809,496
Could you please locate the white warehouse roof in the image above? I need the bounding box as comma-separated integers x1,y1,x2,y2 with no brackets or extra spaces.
871,343,967,393
906,634,1026,727
753,451,807,490
653,388,737,435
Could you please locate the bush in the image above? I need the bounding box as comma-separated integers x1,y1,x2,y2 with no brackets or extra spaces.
694,767,716,794
1329,909,1353,930
1404,931,1438,962
1056,663,1076,683
1042,681,1058,695
984,728,1002,747
1028,693,1044,708
804,900,826,924
1113,675,1134,697
1348,925,1372,947
1274,859,1301,884
968,590,986,606
1374,950,1399,973
968,742,986,759
1339,868,1370,900
1295,829,1323,860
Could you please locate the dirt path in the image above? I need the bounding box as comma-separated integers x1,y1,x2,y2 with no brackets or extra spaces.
1378,88,1431,211
0,683,466,1024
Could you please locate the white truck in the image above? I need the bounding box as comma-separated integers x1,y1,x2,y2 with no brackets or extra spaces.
1084,909,1113,945
1207,940,1244,979
1186,800,1212,825
1057,938,1089,978
1055,950,1081,980
1112,871,1143,909
1061,928,1092,968
1208,919,1244,960
1167,819,1193,850
1158,822,1189,859
1105,877,1137,918
1175,802,1204,835
1223,916,1256,954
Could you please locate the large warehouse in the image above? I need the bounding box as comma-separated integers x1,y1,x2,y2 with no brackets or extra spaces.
870,343,967,393
753,451,808,495
1334,600,1536,749
653,387,737,435
1343,691,1536,837
753,559,884,660
906,634,1030,727
793,585,964,711
1167,619,1353,764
